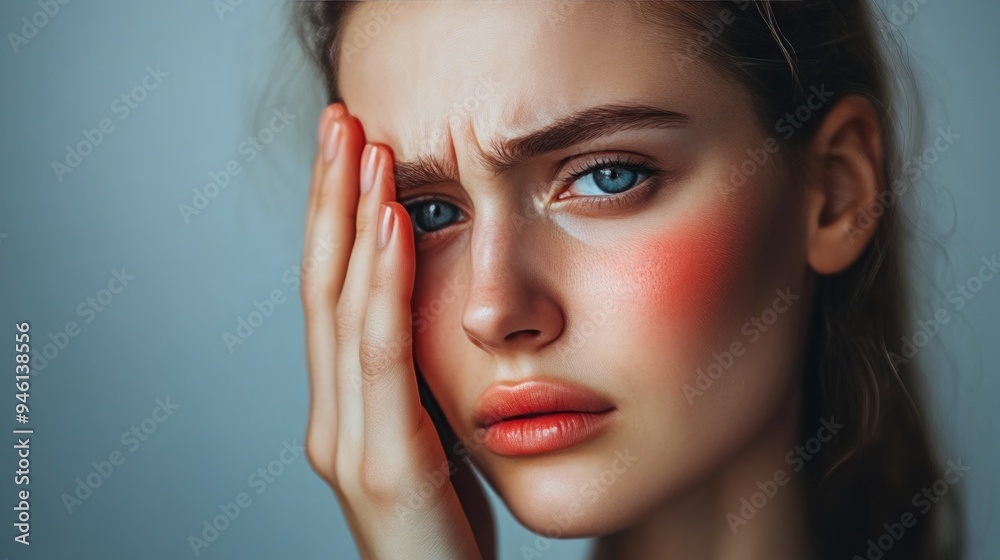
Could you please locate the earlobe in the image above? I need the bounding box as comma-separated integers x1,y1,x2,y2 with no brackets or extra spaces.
805,95,885,275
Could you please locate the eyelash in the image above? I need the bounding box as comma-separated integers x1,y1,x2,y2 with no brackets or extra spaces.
400,193,466,243
557,154,662,212
400,154,664,239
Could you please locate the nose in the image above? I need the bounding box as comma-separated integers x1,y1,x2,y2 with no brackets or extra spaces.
460,213,564,354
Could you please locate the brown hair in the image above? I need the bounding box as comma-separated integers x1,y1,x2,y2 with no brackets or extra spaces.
291,1,963,558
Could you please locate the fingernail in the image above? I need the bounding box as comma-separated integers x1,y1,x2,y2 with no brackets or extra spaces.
317,103,345,143
324,120,342,163
330,103,346,120
361,145,380,194
377,203,395,249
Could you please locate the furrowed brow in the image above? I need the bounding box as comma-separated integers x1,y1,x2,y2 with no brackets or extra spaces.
393,103,689,194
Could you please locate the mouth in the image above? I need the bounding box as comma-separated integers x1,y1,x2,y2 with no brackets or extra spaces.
473,378,616,456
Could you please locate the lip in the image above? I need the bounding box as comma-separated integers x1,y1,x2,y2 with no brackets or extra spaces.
473,378,616,456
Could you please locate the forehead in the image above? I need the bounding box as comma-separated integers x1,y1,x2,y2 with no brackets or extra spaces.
336,1,732,161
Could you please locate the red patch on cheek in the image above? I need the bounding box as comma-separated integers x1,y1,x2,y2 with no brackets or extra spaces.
614,210,760,340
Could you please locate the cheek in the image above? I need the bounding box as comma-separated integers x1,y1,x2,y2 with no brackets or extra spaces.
636,219,748,328
571,176,808,414
409,262,476,420
605,205,773,352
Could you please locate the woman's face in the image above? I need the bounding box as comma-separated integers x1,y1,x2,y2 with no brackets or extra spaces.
339,1,812,536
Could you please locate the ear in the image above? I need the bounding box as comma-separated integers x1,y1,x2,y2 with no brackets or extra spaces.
804,95,885,275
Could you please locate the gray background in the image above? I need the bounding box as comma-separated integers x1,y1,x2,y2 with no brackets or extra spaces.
0,1,996,558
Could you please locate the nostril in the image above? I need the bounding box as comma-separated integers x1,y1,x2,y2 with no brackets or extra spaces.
505,329,542,343
461,287,564,353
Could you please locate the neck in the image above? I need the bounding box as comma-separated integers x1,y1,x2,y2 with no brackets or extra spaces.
589,394,816,560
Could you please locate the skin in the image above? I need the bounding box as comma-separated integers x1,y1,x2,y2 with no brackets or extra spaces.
301,2,884,559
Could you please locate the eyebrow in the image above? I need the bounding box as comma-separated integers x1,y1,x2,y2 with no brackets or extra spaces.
393,103,689,194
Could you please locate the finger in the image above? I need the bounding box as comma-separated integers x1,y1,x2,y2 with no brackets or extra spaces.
303,103,347,243
359,206,484,560
301,105,365,472
302,107,365,310
302,104,341,475
360,198,429,464
332,139,388,456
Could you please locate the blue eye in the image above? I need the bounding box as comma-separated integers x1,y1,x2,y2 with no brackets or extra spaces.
578,167,640,194
564,156,654,198
407,200,463,234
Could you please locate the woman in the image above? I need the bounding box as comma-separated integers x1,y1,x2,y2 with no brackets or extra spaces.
291,1,963,558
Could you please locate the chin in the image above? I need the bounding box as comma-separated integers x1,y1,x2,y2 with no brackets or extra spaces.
475,443,653,539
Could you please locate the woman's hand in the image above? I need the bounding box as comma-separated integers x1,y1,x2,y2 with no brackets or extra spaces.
300,103,495,560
